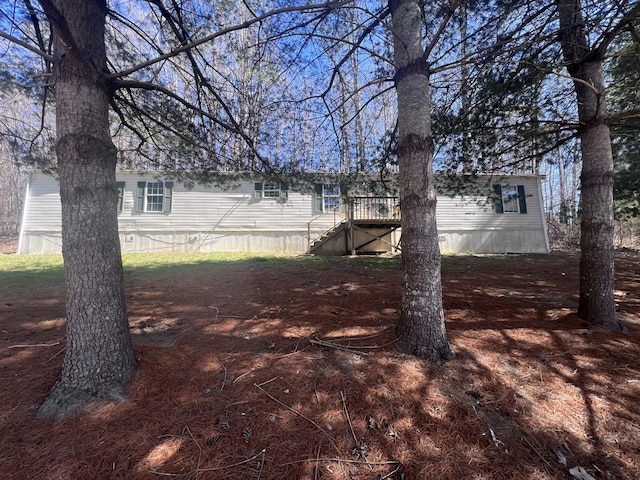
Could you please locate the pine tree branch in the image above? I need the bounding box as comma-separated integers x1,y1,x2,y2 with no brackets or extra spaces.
113,78,280,176
319,6,390,99
591,1,640,60
108,0,351,79
0,29,54,61
423,0,460,61
607,109,640,127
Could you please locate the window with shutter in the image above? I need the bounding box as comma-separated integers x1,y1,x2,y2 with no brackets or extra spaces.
494,184,527,214
255,182,288,200
501,185,519,213
313,183,341,213
263,183,281,198
135,181,173,213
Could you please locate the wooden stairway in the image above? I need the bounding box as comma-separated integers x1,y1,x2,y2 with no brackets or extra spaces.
309,196,401,255
309,220,401,255
308,222,348,254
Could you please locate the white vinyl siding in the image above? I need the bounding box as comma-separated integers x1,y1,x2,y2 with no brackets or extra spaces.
18,173,548,254
436,178,542,232
434,177,547,253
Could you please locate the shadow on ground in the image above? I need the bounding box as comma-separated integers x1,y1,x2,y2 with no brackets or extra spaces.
0,252,639,479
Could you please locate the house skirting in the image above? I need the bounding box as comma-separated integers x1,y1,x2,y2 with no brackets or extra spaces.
438,229,549,254
19,229,324,255
19,227,548,255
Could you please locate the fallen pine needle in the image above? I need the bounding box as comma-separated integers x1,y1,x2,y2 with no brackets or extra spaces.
341,391,358,445
43,347,65,364
220,362,227,391
279,458,402,466
522,435,552,468
309,337,367,356
234,368,255,383
314,439,322,480
151,449,266,476
333,306,357,314
254,382,340,454
308,333,397,355
256,377,277,387
278,457,402,471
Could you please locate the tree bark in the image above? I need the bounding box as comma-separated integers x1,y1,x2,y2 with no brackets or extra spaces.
37,0,136,420
390,0,454,362
557,0,622,330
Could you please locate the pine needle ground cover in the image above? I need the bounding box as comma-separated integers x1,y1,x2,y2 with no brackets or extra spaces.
0,251,638,479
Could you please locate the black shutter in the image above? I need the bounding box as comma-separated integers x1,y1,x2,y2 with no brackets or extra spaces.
116,181,125,213
493,184,504,214
254,182,263,199
313,183,324,213
136,181,146,212
517,185,527,214
163,181,173,213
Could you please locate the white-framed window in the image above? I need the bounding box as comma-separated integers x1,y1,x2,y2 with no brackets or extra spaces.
136,180,174,213
263,183,281,198
146,181,164,212
494,184,527,214
313,183,342,213
323,184,341,212
254,182,288,200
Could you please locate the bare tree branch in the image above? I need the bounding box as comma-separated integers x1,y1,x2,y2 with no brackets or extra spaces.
319,6,390,99
0,29,54,61
108,0,352,79
423,0,459,61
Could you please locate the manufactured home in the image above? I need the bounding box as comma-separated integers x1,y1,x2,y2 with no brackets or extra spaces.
18,171,549,255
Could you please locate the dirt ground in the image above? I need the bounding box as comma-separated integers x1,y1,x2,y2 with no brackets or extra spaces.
1,245,639,480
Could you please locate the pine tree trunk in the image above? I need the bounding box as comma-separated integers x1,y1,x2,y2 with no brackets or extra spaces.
391,0,454,362
557,0,621,330
37,0,136,420
575,62,618,328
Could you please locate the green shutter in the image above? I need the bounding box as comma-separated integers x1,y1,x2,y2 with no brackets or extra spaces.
163,181,173,213
280,183,289,200
116,181,125,213
493,184,504,214
517,185,527,214
313,183,324,213
136,181,146,212
254,182,263,199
